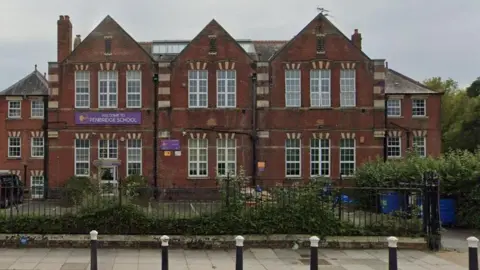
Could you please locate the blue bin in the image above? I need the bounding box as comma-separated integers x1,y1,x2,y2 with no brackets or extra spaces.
380,192,400,214
440,198,456,226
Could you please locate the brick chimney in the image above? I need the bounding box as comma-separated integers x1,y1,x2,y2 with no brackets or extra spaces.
351,29,362,50
57,15,73,62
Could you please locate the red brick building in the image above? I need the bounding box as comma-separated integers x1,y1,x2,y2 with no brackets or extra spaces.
1,14,442,197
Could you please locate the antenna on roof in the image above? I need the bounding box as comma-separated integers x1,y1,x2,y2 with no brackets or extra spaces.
34,64,37,71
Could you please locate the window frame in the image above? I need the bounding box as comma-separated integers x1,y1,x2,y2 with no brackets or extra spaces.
387,136,402,158
31,137,44,158
30,99,44,118
30,175,44,199
285,138,301,177
74,139,90,176
310,69,331,108
412,98,426,117
126,139,142,176
188,70,208,108
216,138,236,176
126,70,142,108
340,69,356,107
413,136,426,157
7,136,21,158
8,100,21,119
188,138,208,177
98,139,118,159
75,71,90,108
386,99,401,117
98,71,118,109
216,70,237,108
339,138,356,176
310,138,330,177
285,69,301,108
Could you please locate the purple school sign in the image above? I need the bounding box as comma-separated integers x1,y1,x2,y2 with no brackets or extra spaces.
75,112,142,125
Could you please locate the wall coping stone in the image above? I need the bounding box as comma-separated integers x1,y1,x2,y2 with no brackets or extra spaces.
0,234,427,250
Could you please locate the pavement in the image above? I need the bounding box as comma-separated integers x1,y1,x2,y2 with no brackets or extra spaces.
0,248,472,270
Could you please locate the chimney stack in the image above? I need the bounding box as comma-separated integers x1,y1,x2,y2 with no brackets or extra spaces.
351,29,362,50
57,15,73,62
74,35,81,49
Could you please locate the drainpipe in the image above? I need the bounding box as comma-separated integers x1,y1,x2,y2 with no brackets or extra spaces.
42,94,49,199
153,65,159,190
251,73,258,186
383,94,388,162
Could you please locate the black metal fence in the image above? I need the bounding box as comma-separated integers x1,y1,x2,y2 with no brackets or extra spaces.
0,181,427,235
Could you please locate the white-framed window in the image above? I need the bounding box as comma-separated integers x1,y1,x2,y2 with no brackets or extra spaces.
31,137,44,158
413,136,426,157
387,136,401,158
310,139,330,177
340,69,356,107
98,139,118,159
31,100,44,118
75,139,90,176
188,70,208,108
188,138,208,177
75,71,90,108
98,71,118,108
387,99,401,117
126,70,141,108
8,137,21,158
285,138,301,177
285,69,301,107
8,100,21,118
217,70,236,108
340,138,355,176
217,138,236,176
31,175,44,199
310,69,331,107
412,99,426,117
127,139,142,176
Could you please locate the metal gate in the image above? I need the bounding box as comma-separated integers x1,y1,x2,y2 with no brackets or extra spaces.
422,171,441,251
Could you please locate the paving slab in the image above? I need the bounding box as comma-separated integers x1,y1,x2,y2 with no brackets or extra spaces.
0,247,471,269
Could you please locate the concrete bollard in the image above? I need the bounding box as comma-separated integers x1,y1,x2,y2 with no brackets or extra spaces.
467,236,479,270
235,236,244,270
90,230,98,270
161,235,169,270
309,236,320,270
387,236,398,270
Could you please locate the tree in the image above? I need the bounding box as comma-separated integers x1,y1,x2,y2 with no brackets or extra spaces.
467,78,480,98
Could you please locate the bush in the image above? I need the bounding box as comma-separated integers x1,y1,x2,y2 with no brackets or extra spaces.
61,176,96,206
354,149,480,228
120,175,152,206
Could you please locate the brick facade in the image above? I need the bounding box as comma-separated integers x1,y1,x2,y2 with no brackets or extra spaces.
0,14,442,196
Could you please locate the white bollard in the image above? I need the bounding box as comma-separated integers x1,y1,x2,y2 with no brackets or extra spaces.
309,236,320,270
235,236,244,270
467,236,479,270
387,236,398,270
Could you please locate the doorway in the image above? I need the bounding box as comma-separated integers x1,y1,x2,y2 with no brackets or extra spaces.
99,166,117,196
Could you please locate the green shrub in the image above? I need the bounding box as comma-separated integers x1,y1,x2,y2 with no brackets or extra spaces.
61,176,96,206
120,175,151,206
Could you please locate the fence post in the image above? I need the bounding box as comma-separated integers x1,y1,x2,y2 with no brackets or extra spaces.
387,236,398,270
235,236,244,270
467,236,479,270
161,235,169,270
90,230,98,270
309,236,319,270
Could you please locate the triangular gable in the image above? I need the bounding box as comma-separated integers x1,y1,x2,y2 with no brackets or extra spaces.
62,15,155,63
172,19,254,62
270,13,371,61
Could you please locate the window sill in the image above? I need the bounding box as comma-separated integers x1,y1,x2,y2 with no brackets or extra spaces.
7,157,21,160
285,177,302,181
308,107,332,110
412,116,428,119
29,117,44,120
387,156,402,160
187,177,209,180
387,116,403,119
30,157,44,159
6,117,22,120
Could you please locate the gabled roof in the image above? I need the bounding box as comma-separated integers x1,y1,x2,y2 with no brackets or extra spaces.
269,13,370,62
386,69,441,95
0,68,49,96
171,19,254,62
63,15,155,63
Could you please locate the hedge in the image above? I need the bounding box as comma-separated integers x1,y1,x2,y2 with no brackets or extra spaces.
0,181,422,237
355,149,480,228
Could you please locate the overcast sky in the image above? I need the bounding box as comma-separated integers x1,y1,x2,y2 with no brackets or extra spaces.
0,0,478,90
